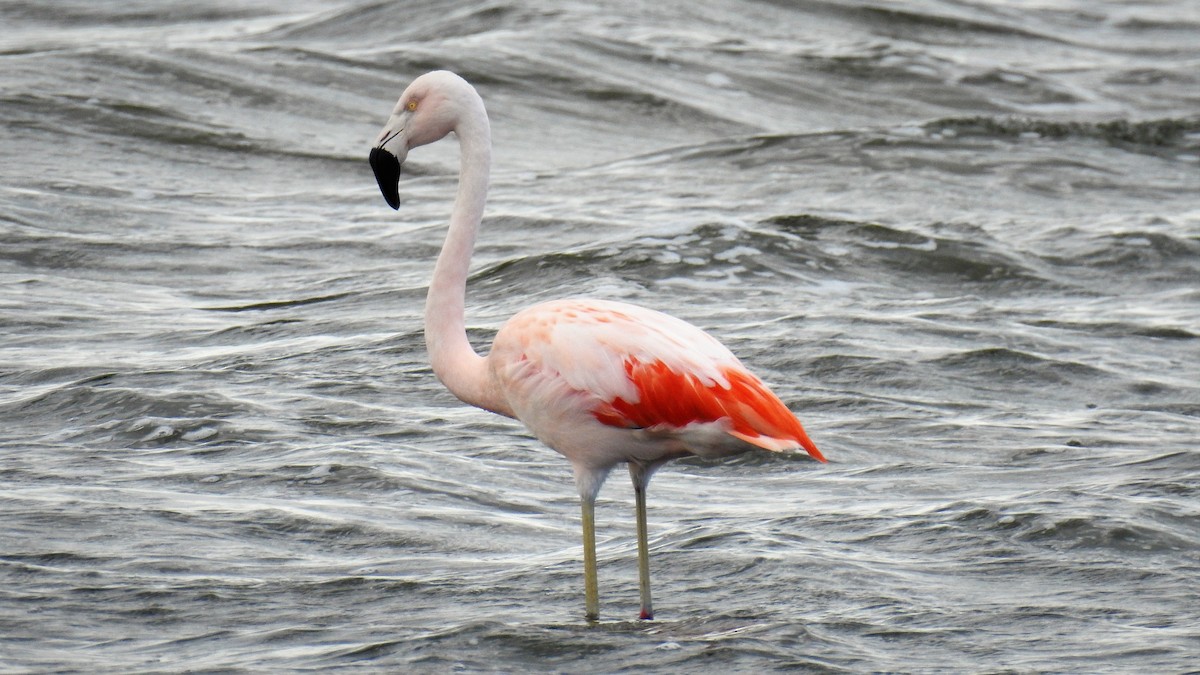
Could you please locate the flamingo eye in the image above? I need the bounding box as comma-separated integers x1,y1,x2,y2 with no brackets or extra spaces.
406,99,418,112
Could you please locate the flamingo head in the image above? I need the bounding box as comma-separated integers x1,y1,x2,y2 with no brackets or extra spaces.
370,70,482,210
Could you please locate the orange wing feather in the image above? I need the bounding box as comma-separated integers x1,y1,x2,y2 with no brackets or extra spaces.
593,357,826,462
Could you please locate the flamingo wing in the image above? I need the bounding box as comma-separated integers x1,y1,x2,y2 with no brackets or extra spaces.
499,299,825,463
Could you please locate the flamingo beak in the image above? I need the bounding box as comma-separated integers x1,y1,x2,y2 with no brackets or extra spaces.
369,146,401,210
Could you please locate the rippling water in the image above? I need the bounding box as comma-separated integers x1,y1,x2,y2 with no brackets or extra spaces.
2,0,1198,671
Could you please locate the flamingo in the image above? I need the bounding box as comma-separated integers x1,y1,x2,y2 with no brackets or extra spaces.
369,71,825,622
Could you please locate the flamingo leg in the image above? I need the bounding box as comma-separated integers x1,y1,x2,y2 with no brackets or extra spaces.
628,461,654,620
581,495,599,621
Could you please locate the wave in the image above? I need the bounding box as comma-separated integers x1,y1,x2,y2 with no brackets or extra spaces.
799,0,1062,42
259,1,552,44
469,207,1196,302
934,499,1198,554
926,115,1200,155
930,347,1108,384
1033,226,1200,278
630,115,1200,174
0,372,276,448
764,214,1046,285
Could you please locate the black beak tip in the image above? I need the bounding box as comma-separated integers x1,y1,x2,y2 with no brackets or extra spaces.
369,147,401,210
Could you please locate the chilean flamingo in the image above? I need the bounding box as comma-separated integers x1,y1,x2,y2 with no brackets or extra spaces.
369,71,825,622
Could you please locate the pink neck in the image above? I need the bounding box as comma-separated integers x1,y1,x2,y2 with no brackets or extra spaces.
423,104,508,416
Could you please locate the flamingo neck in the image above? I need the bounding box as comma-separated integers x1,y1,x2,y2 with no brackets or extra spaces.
424,106,508,415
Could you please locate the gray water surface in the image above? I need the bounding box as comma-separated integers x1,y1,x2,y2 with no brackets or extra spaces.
2,1,1199,672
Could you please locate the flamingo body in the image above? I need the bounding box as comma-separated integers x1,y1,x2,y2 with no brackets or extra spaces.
369,71,824,621
489,298,824,494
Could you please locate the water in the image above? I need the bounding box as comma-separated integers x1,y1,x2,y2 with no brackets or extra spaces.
2,0,1198,671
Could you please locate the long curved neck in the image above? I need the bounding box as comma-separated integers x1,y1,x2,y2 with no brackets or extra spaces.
424,104,508,415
